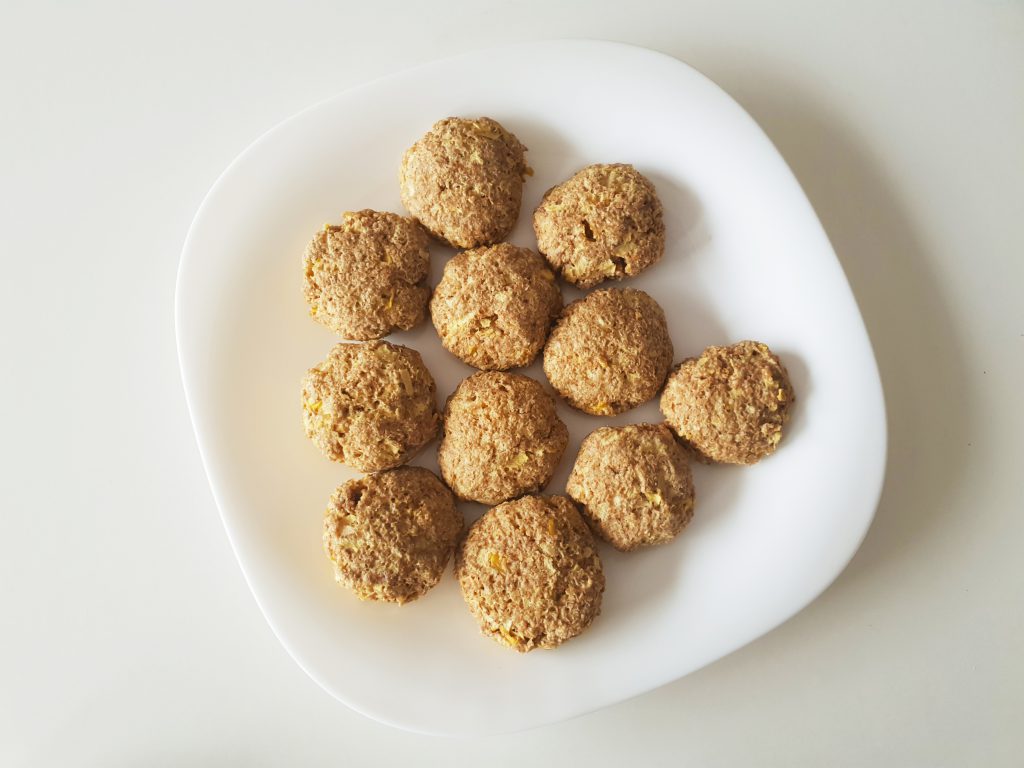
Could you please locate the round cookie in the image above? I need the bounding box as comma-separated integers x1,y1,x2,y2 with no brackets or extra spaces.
302,341,438,472
660,340,795,465
533,163,664,289
303,210,430,340
456,495,604,652
323,467,462,604
400,117,529,248
430,243,562,370
543,288,673,416
438,372,567,505
566,423,695,551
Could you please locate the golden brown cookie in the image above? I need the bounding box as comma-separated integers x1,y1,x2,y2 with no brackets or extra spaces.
303,210,431,340
323,467,462,604
543,288,673,416
566,423,695,551
400,117,528,248
533,163,664,289
660,341,795,464
456,495,604,652
430,243,561,370
302,341,438,472
438,372,567,505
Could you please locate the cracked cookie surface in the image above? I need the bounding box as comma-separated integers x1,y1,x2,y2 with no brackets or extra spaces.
533,163,664,289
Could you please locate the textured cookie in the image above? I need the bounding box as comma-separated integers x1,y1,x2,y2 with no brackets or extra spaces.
302,341,438,472
660,341,795,465
303,210,431,340
400,117,529,248
566,423,695,551
456,495,604,652
543,288,673,415
430,243,562,370
438,372,567,505
323,467,462,604
533,163,664,289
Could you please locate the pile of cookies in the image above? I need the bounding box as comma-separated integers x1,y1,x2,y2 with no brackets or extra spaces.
301,117,795,652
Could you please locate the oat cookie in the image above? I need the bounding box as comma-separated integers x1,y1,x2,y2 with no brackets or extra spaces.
400,117,528,248
438,372,567,505
543,288,673,416
456,495,604,652
660,341,795,464
430,243,561,370
323,467,462,604
303,210,430,340
302,341,438,472
533,163,664,289
566,423,695,551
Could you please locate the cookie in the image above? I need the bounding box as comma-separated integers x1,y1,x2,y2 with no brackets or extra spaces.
660,341,795,464
430,243,561,370
302,341,438,472
438,372,567,505
543,288,673,415
566,423,695,551
323,467,462,604
303,210,431,340
400,117,528,248
533,163,664,288
456,495,604,652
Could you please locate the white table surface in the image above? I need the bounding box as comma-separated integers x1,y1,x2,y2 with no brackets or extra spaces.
1,1,1021,765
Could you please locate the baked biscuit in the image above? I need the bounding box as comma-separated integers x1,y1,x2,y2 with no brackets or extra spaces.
430,243,561,370
566,423,695,551
303,210,430,340
302,341,438,472
323,467,462,604
456,495,604,652
660,341,795,464
400,117,528,248
438,372,567,505
533,163,664,288
543,288,673,416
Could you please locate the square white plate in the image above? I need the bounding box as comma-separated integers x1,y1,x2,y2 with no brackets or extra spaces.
176,40,886,735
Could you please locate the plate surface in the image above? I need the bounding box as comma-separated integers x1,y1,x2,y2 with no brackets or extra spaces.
176,40,886,735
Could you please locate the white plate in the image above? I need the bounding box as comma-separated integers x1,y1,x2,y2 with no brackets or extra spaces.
176,40,886,735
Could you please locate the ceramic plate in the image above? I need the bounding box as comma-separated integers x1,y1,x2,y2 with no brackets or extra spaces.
176,40,886,735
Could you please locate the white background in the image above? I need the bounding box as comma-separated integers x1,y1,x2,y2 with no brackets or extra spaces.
1,1,1021,765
